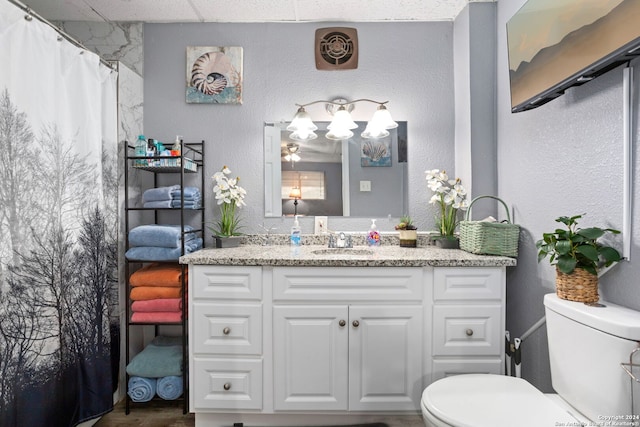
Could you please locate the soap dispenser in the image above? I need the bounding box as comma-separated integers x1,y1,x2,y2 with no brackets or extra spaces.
290,215,301,246
366,219,381,247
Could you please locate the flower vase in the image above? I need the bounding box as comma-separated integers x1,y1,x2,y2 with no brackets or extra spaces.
399,230,417,248
214,235,242,248
434,236,459,249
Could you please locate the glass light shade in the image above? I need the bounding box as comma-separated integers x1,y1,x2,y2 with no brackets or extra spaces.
361,121,390,139
327,107,358,130
289,129,318,141
326,128,354,141
370,105,398,129
287,107,317,132
289,187,302,199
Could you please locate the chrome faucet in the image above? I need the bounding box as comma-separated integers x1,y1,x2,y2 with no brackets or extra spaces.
328,232,352,248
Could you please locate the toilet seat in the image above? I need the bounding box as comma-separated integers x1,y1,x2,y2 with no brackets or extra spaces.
421,374,584,427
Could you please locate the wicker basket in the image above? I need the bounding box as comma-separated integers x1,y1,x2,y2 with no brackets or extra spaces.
555,267,599,303
459,195,519,257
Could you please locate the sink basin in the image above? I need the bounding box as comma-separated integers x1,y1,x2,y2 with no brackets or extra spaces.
311,248,375,256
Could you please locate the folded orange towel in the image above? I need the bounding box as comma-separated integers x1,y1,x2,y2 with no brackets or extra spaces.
131,312,182,323
130,263,187,287
130,286,182,301
131,298,182,312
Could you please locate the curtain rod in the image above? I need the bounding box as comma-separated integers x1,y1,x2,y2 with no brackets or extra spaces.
7,0,116,70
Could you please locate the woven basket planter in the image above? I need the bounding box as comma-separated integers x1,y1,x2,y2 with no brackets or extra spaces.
555,267,599,303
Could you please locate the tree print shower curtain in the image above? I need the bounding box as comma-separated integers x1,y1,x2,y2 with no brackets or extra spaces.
0,2,119,426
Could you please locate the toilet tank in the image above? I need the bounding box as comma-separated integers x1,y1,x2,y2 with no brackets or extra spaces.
544,293,640,421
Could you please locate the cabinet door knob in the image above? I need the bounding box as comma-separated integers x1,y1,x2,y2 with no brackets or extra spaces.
223,383,231,391
352,320,360,328
338,319,346,327
223,327,231,335
465,328,474,336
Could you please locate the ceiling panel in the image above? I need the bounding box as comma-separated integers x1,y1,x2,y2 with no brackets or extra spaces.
20,0,479,23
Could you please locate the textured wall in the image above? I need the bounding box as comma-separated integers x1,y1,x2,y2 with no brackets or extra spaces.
496,0,640,392
143,22,455,238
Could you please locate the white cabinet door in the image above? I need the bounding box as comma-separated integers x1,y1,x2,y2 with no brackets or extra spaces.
349,305,423,411
273,304,423,412
273,305,349,411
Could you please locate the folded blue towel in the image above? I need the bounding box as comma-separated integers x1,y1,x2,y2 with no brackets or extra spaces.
126,343,183,378
127,376,157,402
143,185,180,202
157,376,183,400
125,238,203,261
143,201,173,208
170,200,201,209
129,224,196,248
171,186,201,199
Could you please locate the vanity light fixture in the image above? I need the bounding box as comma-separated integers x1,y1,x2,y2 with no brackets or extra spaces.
288,99,398,141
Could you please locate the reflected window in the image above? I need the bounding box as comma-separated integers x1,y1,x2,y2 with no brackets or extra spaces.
281,171,326,200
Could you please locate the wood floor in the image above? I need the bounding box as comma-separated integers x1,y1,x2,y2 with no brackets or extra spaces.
93,400,424,427
94,399,194,427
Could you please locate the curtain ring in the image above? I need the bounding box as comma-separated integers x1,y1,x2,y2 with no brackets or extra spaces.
24,8,33,21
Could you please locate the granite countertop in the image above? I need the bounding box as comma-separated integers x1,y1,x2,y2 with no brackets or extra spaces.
180,239,517,268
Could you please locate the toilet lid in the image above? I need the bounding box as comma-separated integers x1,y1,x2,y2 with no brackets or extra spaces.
422,374,582,427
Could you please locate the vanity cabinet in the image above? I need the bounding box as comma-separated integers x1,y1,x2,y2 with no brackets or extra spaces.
431,267,505,381
188,261,507,424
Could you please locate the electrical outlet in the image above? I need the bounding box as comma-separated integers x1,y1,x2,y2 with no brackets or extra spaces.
314,216,328,235
360,180,371,192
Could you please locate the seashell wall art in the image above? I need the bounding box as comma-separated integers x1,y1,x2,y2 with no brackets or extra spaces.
186,46,243,104
361,139,392,167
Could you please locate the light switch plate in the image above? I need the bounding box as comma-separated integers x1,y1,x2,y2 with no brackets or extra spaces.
314,216,328,234
360,180,371,192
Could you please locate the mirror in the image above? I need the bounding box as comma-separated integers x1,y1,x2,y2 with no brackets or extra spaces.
264,121,408,217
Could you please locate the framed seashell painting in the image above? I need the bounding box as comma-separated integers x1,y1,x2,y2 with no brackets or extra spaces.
186,46,243,104
361,139,392,167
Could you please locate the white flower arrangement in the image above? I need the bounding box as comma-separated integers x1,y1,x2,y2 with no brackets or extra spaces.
425,169,469,237
211,165,247,237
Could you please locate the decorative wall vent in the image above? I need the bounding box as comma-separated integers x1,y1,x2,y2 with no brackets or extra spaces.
315,27,358,70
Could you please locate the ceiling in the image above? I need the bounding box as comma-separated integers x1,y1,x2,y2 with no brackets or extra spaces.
20,0,481,23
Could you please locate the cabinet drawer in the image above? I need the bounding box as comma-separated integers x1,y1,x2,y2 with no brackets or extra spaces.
191,358,262,410
433,268,503,301
431,358,502,382
193,303,262,355
192,266,262,300
433,305,501,356
273,267,423,301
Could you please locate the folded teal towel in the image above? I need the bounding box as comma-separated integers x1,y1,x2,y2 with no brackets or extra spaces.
151,335,182,346
127,376,156,402
128,224,196,248
143,185,180,202
157,376,183,400
126,343,183,378
125,238,202,261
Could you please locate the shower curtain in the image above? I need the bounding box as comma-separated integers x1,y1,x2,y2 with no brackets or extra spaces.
0,2,119,426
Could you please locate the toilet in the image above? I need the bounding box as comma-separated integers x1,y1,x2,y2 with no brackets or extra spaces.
421,293,640,427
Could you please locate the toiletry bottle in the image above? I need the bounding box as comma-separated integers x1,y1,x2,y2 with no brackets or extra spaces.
147,138,157,166
290,215,301,246
172,135,182,156
366,218,381,246
135,134,146,166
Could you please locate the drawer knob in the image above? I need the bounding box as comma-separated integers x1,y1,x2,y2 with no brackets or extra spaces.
223,327,231,335
223,383,231,391
465,328,474,337
339,319,346,327
352,320,360,328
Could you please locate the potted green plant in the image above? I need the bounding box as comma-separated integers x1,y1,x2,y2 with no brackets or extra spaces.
425,169,469,248
536,214,621,302
395,215,418,248
209,165,247,248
